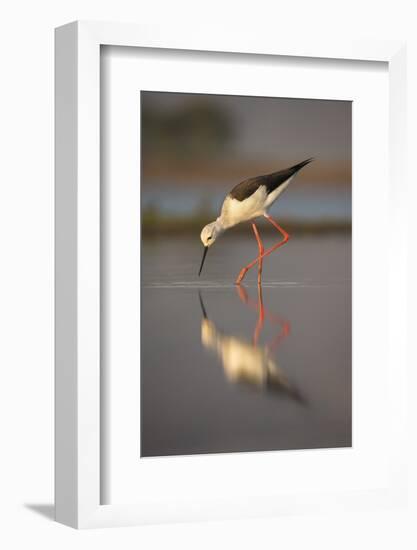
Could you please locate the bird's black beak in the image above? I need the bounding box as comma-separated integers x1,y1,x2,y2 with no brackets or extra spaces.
198,246,208,277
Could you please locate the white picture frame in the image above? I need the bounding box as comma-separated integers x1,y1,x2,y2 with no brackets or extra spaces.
55,21,407,529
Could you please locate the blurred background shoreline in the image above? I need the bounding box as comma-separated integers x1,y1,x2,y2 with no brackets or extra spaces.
142,211,351,237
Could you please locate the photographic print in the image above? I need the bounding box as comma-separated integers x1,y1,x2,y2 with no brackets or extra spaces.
140,91,351,457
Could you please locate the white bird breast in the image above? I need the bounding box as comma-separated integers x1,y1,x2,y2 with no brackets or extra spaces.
220,176,293,228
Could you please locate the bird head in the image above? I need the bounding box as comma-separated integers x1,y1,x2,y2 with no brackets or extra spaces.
198,221,223,276
200,222,220,248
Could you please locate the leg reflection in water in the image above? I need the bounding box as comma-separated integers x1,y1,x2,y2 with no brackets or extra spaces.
199,288,303,401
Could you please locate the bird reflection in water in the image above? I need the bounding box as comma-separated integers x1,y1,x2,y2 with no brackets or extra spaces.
199,287,303,401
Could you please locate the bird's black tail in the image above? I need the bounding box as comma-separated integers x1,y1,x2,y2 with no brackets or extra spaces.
263,157,314,195
288,158,314,173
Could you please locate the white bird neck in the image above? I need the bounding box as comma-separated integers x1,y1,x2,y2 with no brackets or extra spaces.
217,215,235,231
214,217,226,233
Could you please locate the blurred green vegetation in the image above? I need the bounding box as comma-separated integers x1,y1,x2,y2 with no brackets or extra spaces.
142,206,351,238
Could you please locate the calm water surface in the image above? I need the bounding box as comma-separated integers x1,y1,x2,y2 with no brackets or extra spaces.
141,233,351,456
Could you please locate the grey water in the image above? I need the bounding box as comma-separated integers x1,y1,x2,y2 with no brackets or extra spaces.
141,233,351,457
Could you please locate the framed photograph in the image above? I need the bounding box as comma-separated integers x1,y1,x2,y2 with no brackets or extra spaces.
55,21,407,528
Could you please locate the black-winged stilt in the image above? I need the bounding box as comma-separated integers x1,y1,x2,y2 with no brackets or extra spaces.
199,158,314,284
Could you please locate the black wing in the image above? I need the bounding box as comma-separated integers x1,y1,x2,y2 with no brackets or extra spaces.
229,158,313,202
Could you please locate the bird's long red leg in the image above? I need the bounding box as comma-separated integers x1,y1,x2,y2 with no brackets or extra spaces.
252,223,264,285
235,214,290,285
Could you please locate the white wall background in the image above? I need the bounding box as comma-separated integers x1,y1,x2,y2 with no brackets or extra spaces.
0,0,416,548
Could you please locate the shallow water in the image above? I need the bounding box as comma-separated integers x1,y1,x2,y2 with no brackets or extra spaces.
141,233,351,457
